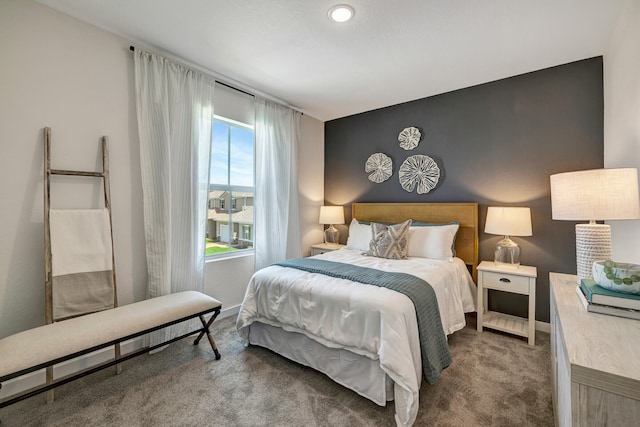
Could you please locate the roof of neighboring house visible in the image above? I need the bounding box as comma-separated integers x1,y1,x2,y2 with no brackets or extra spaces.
208,206,254,224
208,191,254,199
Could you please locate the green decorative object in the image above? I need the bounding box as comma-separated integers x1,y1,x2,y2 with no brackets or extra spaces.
592,260,640,295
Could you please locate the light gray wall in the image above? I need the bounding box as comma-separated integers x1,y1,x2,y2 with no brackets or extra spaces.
0,0,145,338
299,114,326,256
0,0,325,338
214,83,255,125
604,0,640,262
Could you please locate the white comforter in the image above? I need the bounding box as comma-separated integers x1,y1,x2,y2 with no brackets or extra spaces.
236,249,476,426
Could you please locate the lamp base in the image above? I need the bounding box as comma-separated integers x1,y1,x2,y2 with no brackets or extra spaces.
576,223,611,282
494,237,521,268
324,225,340,245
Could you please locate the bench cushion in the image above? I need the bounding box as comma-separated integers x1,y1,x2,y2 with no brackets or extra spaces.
0,291,221,378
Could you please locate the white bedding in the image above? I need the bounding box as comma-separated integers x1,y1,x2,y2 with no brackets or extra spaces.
236,248,476,426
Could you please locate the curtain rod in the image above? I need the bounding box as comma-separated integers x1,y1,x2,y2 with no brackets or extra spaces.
129,45,303,114
129,46,253,98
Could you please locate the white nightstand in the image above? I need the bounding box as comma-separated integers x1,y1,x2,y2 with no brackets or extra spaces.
476,261,537,345
310,243,345,256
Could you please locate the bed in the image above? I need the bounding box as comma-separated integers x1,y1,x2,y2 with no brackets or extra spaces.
236,202,478,426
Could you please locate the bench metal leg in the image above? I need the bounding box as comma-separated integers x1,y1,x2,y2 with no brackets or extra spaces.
194,310,221,360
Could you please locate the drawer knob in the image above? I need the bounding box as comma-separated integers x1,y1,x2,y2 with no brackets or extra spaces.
499,277,511,283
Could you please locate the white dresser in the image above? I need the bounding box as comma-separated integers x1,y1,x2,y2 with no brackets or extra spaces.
550,272,640,426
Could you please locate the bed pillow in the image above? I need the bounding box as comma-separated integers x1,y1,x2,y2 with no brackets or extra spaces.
407,222,459,259
366,219,412,260
345,219,372,251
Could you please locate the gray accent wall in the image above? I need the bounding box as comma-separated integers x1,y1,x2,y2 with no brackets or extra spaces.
324,57,604,323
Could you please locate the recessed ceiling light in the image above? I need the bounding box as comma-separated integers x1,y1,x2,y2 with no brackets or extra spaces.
328,5,354,23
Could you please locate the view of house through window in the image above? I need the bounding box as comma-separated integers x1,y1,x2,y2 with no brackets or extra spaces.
206,116,254,256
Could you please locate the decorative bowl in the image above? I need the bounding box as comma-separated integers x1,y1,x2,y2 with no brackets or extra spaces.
592,260,640,295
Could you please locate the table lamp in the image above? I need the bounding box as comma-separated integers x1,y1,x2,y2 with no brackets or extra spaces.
319,206,345,246
550,168,640,281
484,206,532,268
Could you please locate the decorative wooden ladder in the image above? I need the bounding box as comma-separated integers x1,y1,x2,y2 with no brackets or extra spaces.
43,127,121,403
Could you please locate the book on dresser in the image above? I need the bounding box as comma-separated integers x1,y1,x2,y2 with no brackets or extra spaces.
576,285,640,320
579,278,640,310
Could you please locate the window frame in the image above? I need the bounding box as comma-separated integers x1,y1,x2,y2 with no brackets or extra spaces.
206,115,255,259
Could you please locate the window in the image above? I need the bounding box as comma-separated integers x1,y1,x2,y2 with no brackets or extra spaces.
206,116,254,257
242,225,251,240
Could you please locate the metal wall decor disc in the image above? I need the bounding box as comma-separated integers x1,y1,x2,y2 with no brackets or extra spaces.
398,127,421,150
365,152,393,183
398,154,440,193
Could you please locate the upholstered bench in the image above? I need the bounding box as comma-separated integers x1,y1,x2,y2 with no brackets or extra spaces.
0,291,222,409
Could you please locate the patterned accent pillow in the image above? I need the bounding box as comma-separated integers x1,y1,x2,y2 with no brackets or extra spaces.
366,219,412,260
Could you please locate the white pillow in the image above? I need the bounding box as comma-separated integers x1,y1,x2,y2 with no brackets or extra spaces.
407,222,459,259
346,219,372,251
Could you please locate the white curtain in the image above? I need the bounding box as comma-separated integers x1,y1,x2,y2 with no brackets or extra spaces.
133,49,215,346
254,97,303,270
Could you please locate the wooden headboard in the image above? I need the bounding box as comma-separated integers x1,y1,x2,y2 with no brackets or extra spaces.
351,202,479,281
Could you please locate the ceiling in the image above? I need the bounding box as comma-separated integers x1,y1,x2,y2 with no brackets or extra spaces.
37,0,629,121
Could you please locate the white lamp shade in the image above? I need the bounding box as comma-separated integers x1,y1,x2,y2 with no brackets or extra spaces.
319,206,345,225
550,168,640,221
485,207,532,237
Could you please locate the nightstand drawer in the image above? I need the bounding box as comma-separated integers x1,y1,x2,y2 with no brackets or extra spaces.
482,271,530,294
310,243,345,256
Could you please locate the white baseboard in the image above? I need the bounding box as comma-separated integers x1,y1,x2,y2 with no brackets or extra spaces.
218,304,240,320
535,320,551,333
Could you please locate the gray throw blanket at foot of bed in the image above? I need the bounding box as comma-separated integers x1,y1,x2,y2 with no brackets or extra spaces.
274,258,451,384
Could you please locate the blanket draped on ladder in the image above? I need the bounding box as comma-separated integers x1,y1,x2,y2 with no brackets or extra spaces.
49,208,114,321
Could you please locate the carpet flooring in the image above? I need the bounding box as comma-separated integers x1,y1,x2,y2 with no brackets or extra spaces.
0,314,554,426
